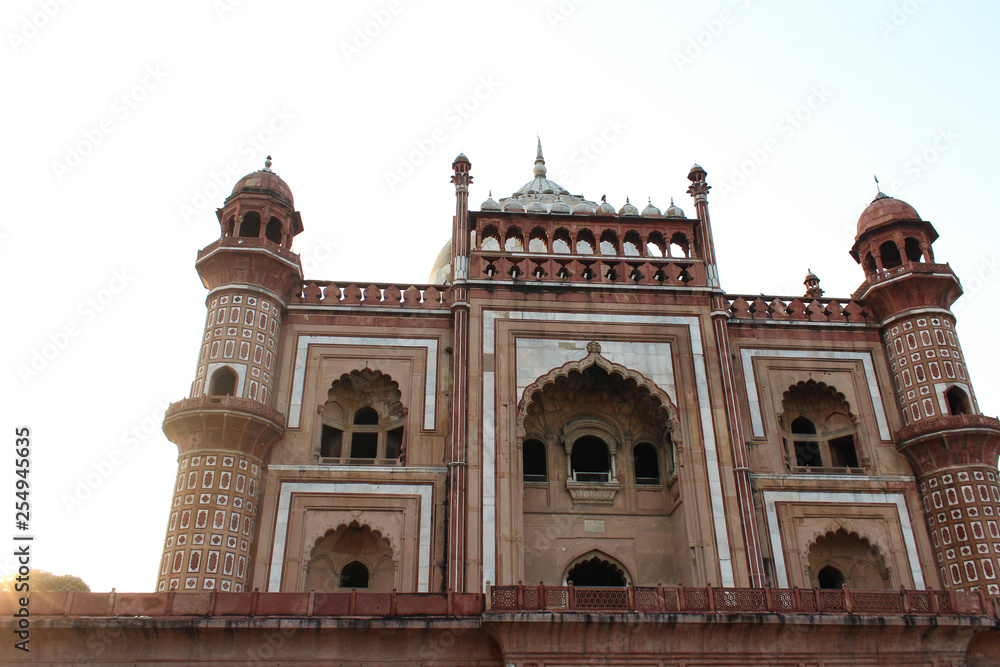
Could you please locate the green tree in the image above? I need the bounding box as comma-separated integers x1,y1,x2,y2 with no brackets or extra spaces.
0,569,90,593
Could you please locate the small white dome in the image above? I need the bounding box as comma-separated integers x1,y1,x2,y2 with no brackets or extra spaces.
619,198,639,216
665,197,685,218
527,201,547,213
502,200,525,212
572,202,595,215
597,201,616,215
551,200,571,214
641,199,661,217
481,196,500,211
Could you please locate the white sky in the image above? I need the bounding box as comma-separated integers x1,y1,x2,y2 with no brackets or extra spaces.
3,0,999,593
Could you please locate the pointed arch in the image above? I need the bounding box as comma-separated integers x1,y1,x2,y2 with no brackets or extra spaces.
806,528,891,589
562,549,631,586
515,345,680,443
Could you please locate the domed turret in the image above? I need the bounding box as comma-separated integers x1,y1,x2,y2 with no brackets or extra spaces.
597,195,616,215
641,199,661,217
481,192,500,211
219,156,303,249
855,194,920,239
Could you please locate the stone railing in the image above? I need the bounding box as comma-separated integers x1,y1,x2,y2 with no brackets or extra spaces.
291,281,452,308
487,584,995,617
853,262,954,295
197,236,301,264
469,252,706,287
725,295,874,323
896,414,1000,442
5,590,482,618
165,396,286,427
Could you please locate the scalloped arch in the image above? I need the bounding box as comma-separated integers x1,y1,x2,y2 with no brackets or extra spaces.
781,379,855,418
805,527,888,570
515,347,681,443
307,520,398,560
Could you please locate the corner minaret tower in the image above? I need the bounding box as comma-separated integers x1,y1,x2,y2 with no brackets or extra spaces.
852,194,1000,592
157,157,304,593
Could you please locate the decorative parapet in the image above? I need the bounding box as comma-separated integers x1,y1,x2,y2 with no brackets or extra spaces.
291,281,451,308
197,236,300,264
896,414,1000,443
165,395,285,429
487,584,996,617
725,295,874,323
469,252,706,287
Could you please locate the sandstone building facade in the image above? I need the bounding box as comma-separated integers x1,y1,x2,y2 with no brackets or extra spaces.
12,145,1000,665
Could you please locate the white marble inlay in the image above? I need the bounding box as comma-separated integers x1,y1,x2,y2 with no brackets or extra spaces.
515,339,675,405
740,349,891,440
268,481,434,592
288,335,438,429
762,489,924,589
482,310,733,590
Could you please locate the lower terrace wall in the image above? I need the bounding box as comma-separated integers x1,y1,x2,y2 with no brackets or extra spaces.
3,588,1000,666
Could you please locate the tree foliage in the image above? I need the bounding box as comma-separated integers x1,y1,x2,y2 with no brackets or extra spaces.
0,569,90,593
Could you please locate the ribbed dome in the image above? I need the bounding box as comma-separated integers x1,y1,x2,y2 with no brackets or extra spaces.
572,202,595,215
527,201,547,213
641,200,661,217
502,200,525,213
481,196,500,211
231,159,293,203
665,198,685,218
551,200,571,214
856,195,920,238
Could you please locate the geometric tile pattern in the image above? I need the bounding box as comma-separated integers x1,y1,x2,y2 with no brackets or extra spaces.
193,289,280,404
920,466,1000,593
157,451,262,593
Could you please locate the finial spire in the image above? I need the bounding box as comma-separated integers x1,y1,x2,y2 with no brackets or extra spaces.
264,155,272,171
533,137,547,178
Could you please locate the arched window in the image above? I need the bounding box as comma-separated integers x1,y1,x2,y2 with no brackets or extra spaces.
523,439,547,482
238,211,261,238
863,252,877,275
318,369,406,466
528,227,548,253
505,227,525,252
599,230,619,255
781,381,861,472
646,232,666,258
354,407,379,425
566,555,627,586
265,217,283,244
576,230,595,255
879,240,902,270
340,561,369,589
633,443,660,485
552,229,572,254
480,226,501,251
946,386,971,416
225,216,235,237
208,367,237,397
570,436,611,482
904,237,923,263
668,232,690,258
817,565,845,589
623,231,642,257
